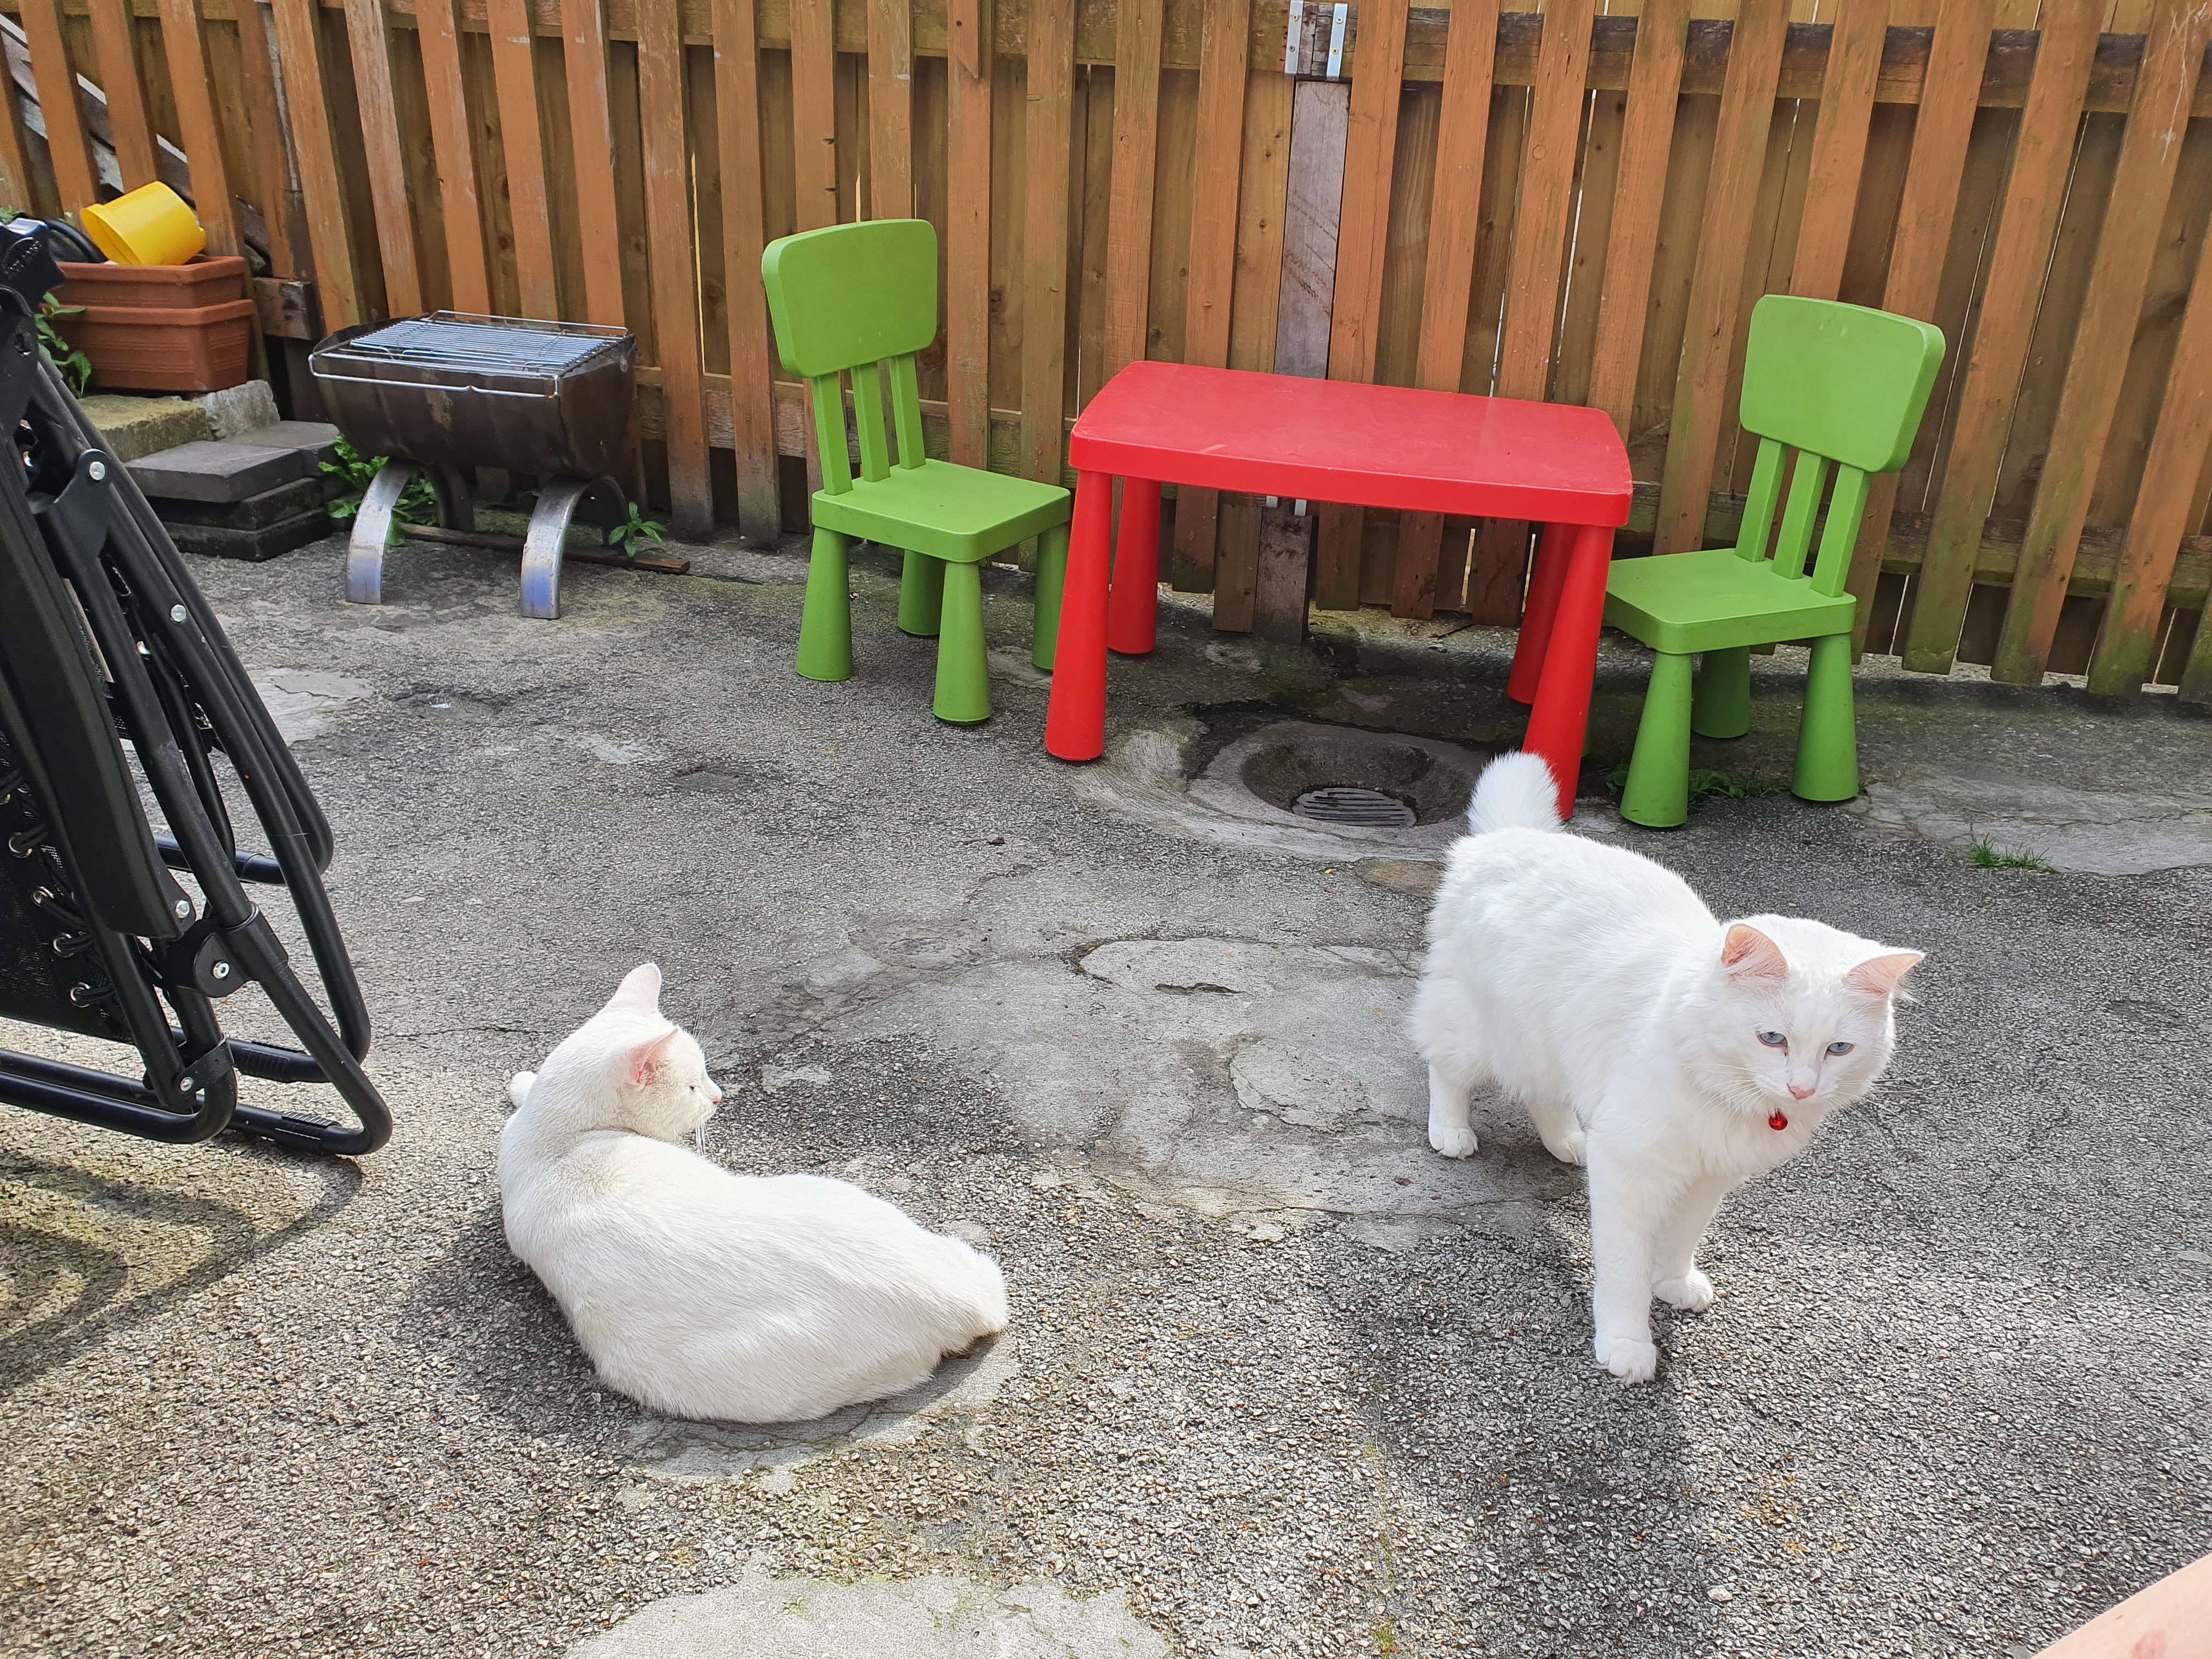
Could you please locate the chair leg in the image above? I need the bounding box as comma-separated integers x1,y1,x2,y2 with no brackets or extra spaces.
1692,646,1752,739
1621,652,1694,828
934,561,992,724
1794,633,1860,802
1032,520,1070,673
898,550,946,637
796,527,854,682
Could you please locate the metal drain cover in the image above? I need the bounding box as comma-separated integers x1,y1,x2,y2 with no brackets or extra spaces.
1291,786,1417,828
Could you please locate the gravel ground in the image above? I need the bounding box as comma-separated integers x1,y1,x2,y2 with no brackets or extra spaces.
2,529,2208,1658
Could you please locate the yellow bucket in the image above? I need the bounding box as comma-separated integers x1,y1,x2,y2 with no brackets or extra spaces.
80,183,206,267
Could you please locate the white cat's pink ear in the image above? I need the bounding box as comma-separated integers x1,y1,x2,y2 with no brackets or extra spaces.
608,963,663,1015
1846,951,1923,998
1722,923,1789,981
628,1026,682,1088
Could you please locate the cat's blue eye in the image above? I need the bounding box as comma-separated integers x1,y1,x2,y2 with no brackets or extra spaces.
1757,1031,1787,1048
1827,1041,1854,1056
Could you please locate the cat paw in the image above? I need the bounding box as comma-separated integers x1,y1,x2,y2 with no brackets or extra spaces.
1594,1335,1658,1383
1544,1129,1587,1166
1428,1122,1479,1159
1654,1269,1716,1313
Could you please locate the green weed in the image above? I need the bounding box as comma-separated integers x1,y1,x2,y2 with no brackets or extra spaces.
320,436,436,542
606,499,668,558
1968,840,2052,871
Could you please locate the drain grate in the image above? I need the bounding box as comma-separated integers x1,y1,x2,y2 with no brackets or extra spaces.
1291,786,1417,828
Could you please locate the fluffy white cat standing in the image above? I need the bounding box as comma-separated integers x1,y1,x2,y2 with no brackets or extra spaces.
1409,752,1922,1384
500,964,1009,1423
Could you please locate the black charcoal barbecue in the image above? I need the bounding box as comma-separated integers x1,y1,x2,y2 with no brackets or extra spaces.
309,312,638,619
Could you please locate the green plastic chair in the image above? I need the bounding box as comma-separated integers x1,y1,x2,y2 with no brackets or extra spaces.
760,219,1072,723
1604,296,1945,827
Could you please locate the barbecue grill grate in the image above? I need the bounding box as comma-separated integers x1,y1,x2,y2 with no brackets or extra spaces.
334,313,626,376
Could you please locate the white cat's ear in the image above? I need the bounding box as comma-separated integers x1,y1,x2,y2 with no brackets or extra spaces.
1846,951,1923,999
628,1026,682,1088
1721,923,1790,982
608,962,663,1015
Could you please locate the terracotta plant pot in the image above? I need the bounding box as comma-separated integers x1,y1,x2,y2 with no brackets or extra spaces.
54,255,247,311
54,298,257,394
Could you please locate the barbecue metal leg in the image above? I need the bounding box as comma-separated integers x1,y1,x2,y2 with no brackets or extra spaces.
521,476,626,620
346,460,419,605
427,466,475,534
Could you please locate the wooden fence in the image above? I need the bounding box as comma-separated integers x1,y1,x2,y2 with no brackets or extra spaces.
3,0,2212,702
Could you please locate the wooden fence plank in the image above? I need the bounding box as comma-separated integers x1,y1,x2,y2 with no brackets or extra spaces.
1255,76,1348,641
1166,0,1246,591
945,0,991,464
791,0,838,228
269,0,360,324
0,52,33,217
158,0,244,256
1653,0,1788,554
1020,0,1072,490
237,0,304,281
639,0,710,531
712,0,781,535
1994,0,2212,684
486,0,558,316
1102,0,1162,380
1215,65,1291,633
416,0,490,312
340,0,422,312
1466,0,1593,628
1313,0,1408,610
2087,224,2212,692
868,0,912,217
1787,0,1887,298
1587,0,1686,436
1496,0,1594,402
88,0,156,188
1395,0,1499,618
1903,10,2097,670
21,0,98,213
566,0,627,324
1843,0,1993,647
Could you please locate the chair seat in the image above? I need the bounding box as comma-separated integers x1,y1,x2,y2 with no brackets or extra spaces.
810,458,1071,564
1605,546,1857,656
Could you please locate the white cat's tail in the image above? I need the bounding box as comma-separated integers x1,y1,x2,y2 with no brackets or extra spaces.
507,1071,537,1111
1466,751,1563,836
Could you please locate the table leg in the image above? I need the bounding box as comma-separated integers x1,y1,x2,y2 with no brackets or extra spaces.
1105,477,1163,655
1508,521,1576,705
1046,470,1116,761
1521,524,1613,821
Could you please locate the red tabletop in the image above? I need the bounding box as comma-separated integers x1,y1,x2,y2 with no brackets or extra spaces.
1068,360,1634,527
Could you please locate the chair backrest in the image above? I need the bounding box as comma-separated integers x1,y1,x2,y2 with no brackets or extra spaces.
760,219,939,495
1730,295,1945,596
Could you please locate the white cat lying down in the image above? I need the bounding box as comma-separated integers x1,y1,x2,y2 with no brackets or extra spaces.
1410,752,1923,1384
500,964,1009,1423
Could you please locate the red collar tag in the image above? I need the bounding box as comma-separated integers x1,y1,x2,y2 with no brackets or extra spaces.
1768,1110,1790,1132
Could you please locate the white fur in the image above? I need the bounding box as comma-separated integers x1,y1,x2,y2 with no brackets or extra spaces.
498,964,1009,1423
1410,754,1922,1384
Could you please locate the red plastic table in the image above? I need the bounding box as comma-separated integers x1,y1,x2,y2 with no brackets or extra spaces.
1043,362,1635,818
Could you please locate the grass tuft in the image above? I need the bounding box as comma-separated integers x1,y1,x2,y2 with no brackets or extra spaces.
1968,840,2053,871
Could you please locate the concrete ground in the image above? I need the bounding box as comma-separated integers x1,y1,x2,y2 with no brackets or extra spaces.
2,527,2209,1659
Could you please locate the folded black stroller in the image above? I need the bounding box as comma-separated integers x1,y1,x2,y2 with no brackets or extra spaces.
0,223,390,1157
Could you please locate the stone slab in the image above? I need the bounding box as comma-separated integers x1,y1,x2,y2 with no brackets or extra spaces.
129,439,306,504
188,379,280,439
164,505,330,562
78,394,212,462
225,419,343,466
154,475,328,531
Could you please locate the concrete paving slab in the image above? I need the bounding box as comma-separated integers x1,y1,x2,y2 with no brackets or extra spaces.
1,529,2207,1659
128,438,306,503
